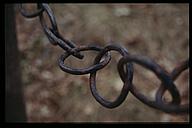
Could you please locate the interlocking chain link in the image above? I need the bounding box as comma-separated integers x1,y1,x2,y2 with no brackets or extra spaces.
18,3,189,114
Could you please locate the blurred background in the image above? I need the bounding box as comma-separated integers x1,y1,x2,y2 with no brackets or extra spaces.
15,4,189,122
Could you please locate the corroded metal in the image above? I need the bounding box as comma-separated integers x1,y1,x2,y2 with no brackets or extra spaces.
19,3,189,114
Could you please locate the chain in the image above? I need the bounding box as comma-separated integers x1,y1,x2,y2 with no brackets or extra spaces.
18,3,189,114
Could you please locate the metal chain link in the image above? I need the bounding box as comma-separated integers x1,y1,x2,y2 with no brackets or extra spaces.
18,3,189,114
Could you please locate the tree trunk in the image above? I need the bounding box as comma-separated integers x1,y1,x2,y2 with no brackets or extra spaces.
5,4,27,122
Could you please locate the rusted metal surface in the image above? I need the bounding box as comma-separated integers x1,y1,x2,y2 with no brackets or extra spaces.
19,3,189,114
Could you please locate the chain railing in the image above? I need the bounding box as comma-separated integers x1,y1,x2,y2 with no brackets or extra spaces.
18,3,189,114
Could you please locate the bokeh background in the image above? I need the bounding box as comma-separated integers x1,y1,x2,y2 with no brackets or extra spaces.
15,3,189,122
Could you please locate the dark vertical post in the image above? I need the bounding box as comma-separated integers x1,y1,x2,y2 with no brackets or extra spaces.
5,4,27,122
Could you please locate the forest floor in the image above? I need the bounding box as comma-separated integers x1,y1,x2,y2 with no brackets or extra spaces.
16,3,189,122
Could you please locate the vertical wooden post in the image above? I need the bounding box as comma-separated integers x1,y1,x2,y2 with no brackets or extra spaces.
5,4,27,122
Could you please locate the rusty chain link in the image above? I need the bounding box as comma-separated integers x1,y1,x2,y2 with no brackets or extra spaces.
18,3,189,114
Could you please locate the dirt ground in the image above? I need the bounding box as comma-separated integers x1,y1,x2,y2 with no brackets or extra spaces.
15,4,189,122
